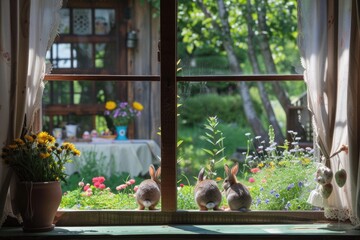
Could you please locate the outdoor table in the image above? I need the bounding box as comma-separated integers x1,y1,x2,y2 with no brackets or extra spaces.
65,139,161,177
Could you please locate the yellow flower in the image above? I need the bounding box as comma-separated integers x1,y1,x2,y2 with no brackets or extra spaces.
37,131,50,144
14,138,25,145
215,177,223,182
105,101,117,111
62,142,76,151
24,135,34,142
73,149,81,156
132,101,144,111
257,162,264,168
48,135,56,144
301,158,311,165
8,144,17,149
39,152,50,159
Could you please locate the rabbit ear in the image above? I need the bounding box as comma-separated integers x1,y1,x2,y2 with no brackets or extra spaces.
231,162,239,176
149,164,156,179
198,168,205,181
224,164,231,176
155,167,161,179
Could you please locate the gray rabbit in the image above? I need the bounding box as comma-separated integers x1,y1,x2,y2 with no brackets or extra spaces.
223,162,252,211
194,168,222,211
135,164,161,210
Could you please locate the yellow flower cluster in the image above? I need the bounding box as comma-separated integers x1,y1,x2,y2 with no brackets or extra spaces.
1,131,81,182
132,101,144,111
104,100,144,126
105,101,117,111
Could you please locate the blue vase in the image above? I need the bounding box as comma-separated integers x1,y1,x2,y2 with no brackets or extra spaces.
115,125,128,140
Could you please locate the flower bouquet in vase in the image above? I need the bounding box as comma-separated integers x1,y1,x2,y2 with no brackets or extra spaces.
1,132,81,232
104,100,144,140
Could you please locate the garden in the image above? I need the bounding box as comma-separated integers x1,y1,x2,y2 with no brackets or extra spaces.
60,111,318,211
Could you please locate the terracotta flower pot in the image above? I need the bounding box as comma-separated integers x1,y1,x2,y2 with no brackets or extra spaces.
14,181,62,232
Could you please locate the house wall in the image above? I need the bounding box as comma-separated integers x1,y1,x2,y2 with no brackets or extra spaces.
130,0,161,145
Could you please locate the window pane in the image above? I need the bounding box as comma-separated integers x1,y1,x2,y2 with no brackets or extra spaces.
73,9,92,35
59,9,70,34
73,43,93,68
95,43,107,68
176,81,317,211
42,80,161,210
95,9,115,35
51,43,71,68
47,1,160,75
177,0,300,75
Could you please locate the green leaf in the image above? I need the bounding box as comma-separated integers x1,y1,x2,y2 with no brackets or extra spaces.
215,147,226,155
177,140,184,148
202,148,214,157
215,137,225,145
205,132,214,139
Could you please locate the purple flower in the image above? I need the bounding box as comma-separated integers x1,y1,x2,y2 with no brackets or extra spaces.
285,202,291,210
298,181,304,187
113,109,120,118
256,198,261,206
120,102,128,108
270,189,275,195
265,199,270,204
275,193,280,198
287,183,295,191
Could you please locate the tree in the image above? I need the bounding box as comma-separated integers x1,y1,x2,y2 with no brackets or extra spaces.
178,0,301,142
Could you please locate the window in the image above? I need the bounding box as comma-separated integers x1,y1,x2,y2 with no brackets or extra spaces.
44,0,160,141
45,0,325,225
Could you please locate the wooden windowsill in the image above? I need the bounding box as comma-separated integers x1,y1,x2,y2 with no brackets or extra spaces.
56,210,326,226
1,223,359,240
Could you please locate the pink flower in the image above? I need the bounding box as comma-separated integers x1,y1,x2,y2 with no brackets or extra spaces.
92,176,106,184
127,179,136,185
78,181,84,187
116,184,127,191
94,182,100,188
250,168,261,174
84,184,90,191
97,176,106,183
99,184,106,189
180,183,184,188
134,185,139,192
249,177,255,183
261,179,267,183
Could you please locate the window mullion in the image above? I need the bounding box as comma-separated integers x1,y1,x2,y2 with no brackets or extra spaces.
160,0,177,212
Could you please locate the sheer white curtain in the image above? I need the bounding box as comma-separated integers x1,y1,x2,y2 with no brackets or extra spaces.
298,0,360,225
0,0,61,226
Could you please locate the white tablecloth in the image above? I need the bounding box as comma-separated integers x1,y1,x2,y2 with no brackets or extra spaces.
65,139,161,177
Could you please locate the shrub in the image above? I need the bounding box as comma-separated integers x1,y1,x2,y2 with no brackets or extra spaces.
179,94,245,126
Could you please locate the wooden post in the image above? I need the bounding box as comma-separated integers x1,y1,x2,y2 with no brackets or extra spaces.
160,0,177,212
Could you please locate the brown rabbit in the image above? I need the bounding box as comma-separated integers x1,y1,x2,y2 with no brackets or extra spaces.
194,168,222,211
223,162,252,211
135,164,161,210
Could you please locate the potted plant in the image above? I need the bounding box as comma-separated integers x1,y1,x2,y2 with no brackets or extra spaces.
1,131,81,232
104,100,144,140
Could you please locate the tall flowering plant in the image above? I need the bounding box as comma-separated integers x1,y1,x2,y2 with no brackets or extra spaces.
1,132,81,182
104,100,144,126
